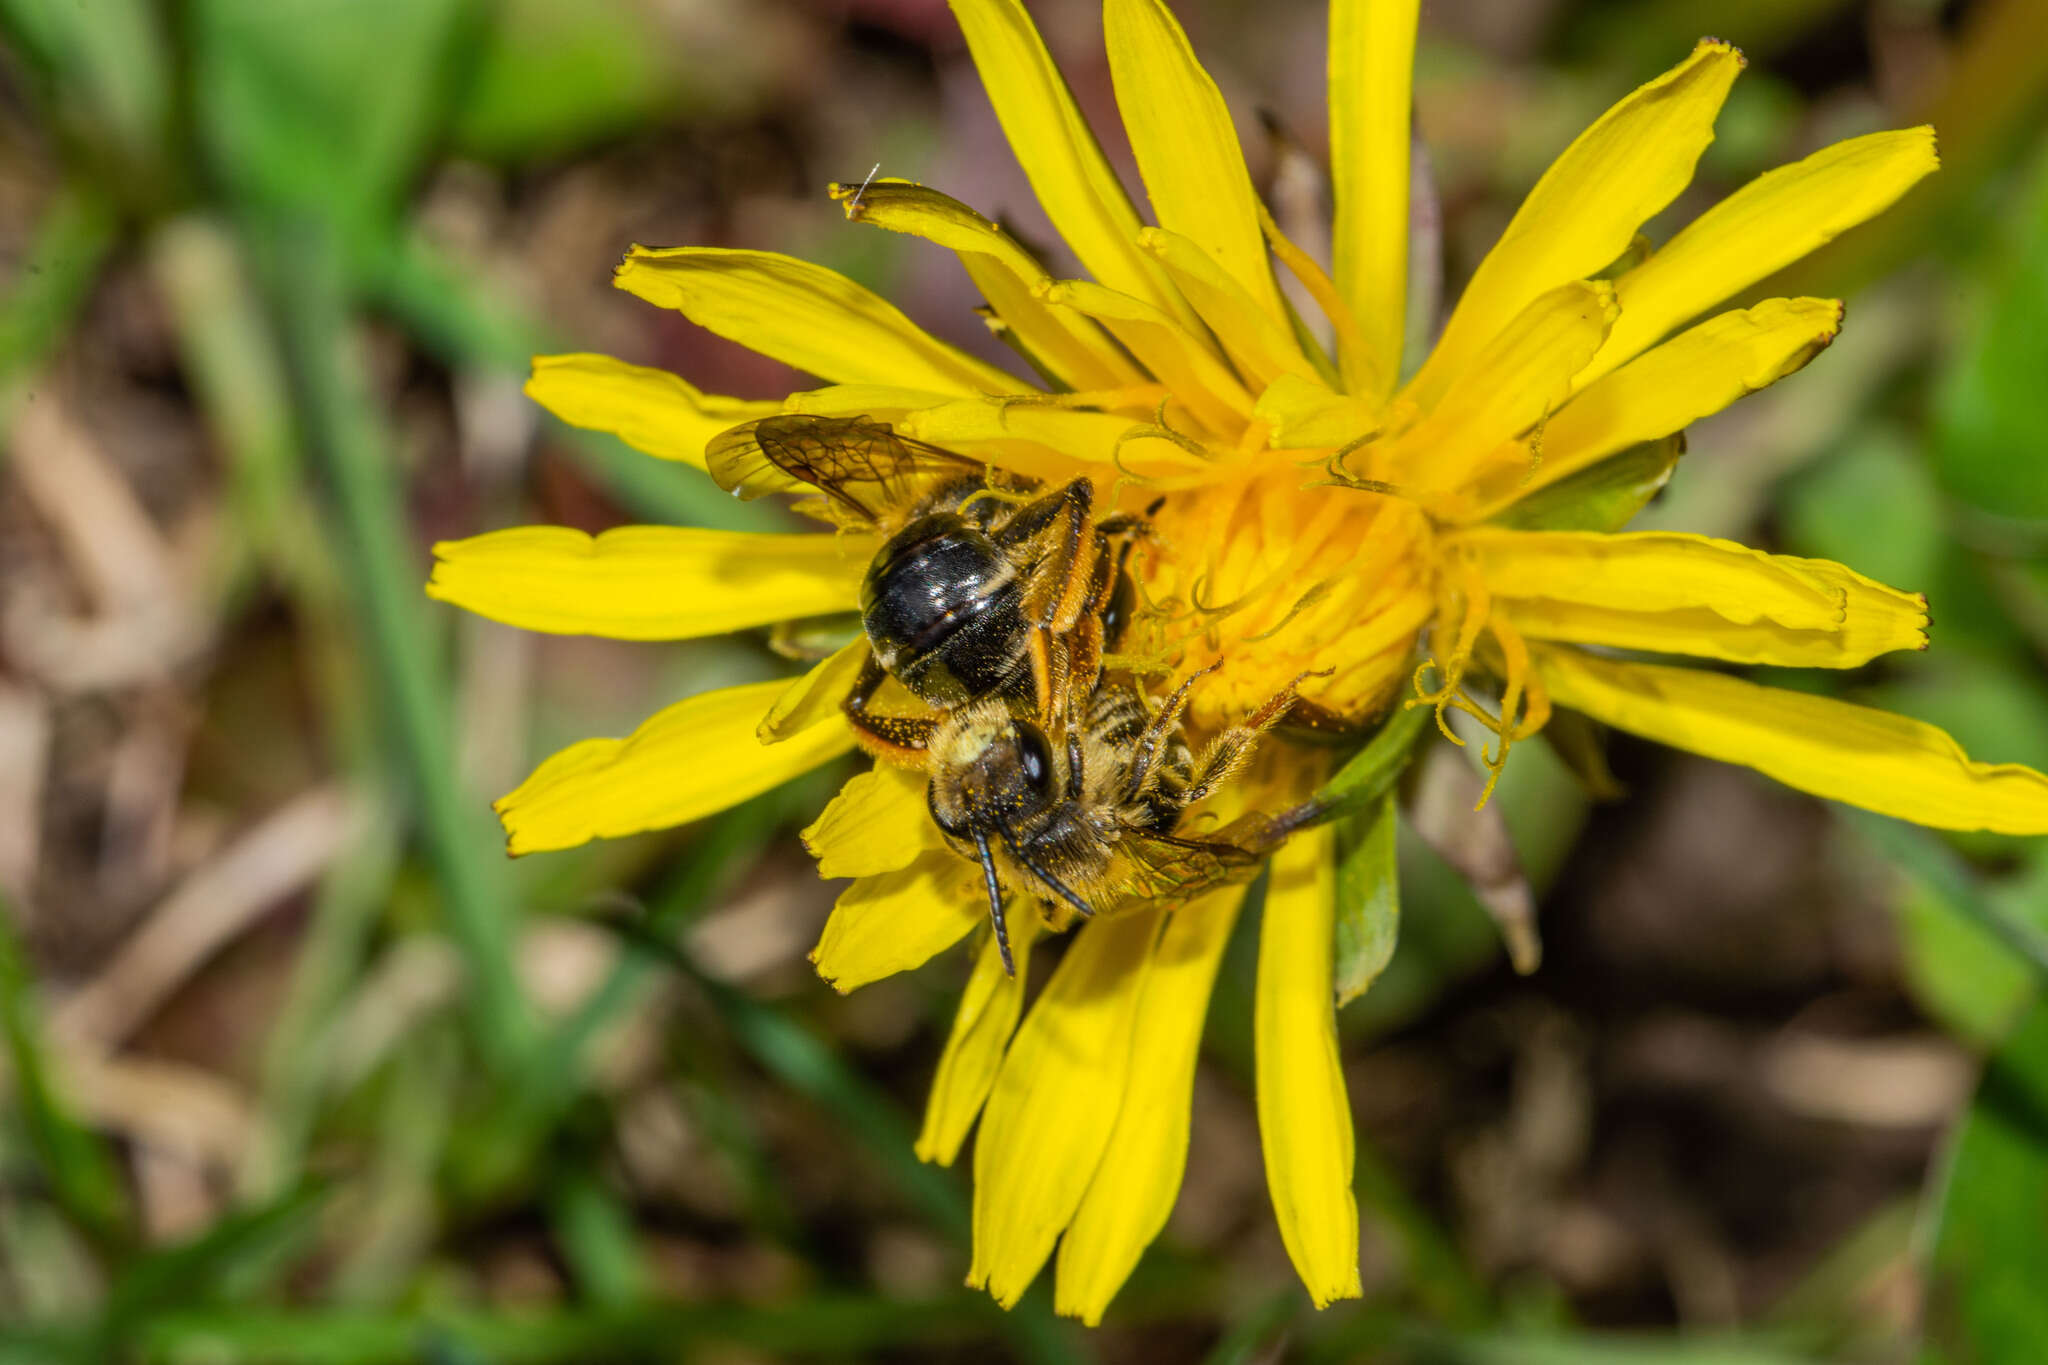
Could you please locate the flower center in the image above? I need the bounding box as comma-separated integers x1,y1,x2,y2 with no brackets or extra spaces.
1111,464,1437,738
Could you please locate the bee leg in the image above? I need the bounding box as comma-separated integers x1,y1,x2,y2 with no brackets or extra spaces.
972,828,1015,977
1065,615,1105,700
1124,663,1219,799
842,653,936,761
1065,726,1086,802
1026,627,1071,719
1179,670,1320,805
1002,479,1100,635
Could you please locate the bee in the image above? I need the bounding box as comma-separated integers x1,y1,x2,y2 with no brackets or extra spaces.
705,414,1148,759
924,667,1310,974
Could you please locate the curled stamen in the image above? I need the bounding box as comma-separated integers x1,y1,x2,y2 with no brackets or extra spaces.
1405,595,1554,809
1114,422,1215,464
1242,579,1332,642
1189,572,1259,619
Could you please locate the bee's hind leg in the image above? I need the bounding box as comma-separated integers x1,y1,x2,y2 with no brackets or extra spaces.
1179,670,1323,806
1002,479,1100,635
842,653,937,762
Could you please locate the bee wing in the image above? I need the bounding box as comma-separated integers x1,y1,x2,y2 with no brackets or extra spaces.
1116,817,1274,904
705,414,987,526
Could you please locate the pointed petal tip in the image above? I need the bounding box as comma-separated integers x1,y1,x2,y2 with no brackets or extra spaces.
1693,36,1747,68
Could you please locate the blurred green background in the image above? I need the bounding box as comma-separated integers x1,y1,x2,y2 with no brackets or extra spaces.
1,0,2046,1360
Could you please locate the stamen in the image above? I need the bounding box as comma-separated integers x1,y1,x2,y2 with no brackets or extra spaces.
1114,422,1216,465
990,385,1168,414
1403,575,1554,810
1241,579,1332,642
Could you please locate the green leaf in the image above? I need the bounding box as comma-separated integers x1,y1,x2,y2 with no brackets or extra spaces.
1922,1001,2048,1365
1332,796,1399,1007
0,0,170,191
1845,811,2048,990
192,0,479,245
1935,146,2048,528
1487,436,1683,534
1779,428,1943,594
447,0,681,161
1285,702,1430,833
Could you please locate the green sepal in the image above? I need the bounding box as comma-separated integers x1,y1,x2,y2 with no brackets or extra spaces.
1488,434,1684,534
1332,795,1400,1008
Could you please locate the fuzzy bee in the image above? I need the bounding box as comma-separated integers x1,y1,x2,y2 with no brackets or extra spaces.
923,668,1308,973
706,413,1147,757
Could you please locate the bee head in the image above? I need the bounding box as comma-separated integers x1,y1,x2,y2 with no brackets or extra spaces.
925,704,1064,844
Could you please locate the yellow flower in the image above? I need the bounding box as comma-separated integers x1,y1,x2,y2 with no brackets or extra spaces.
427,0,2048,1322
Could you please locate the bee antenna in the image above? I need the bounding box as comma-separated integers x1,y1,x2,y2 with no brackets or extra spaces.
971,828,1015,977
998,825,1096,922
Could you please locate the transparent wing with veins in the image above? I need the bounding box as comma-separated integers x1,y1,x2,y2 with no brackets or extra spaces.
705,414,993,528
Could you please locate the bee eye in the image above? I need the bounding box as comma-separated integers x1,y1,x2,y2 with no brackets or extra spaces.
1013,721,1054,792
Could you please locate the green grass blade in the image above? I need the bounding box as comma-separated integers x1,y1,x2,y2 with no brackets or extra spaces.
131,1295,1013,1363
96,1185,327,1354
0,182,117,399
602,920,1083,1364
0,891,130,1253
1845,810,2048,985
254,221,533,1075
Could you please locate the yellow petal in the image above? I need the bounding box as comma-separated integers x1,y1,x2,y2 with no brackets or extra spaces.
811,850,984,992
1055,884,1247,1325
946,0,1199,333
614,246,1021,396
1104,0,1286,329
916,913,1042,1166
426,526,869,640
1382,281,1616,491
1141,226,1316,390
897,401,1212,486
1466,298,1842,516
1256,824,1361,1308
495,680,853,855
970,909,1164,1307
1408,40,1743,406
802,762,943,878
1460,528,1930,667
1253,373,1381,450
525,354,780,468
1587,127,1939,384
781,383,961,417
759,638,869,743
1327,0,1418,397
1534,646,2048,834
838,180,1143,392
1042,277,1252,433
